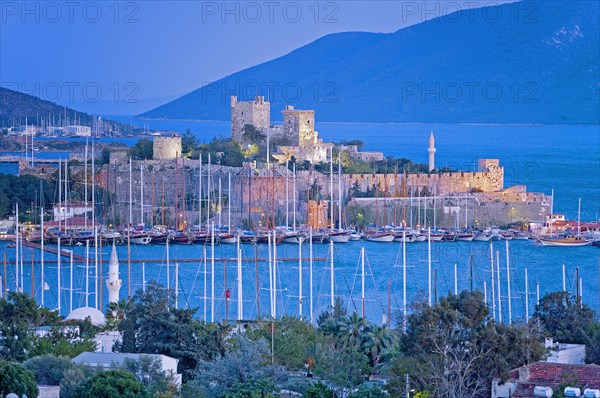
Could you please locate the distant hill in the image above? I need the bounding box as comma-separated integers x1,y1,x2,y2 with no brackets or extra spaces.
0,87,132,131
141,0,599,125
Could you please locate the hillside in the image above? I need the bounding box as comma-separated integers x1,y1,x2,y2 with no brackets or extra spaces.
0,87,133,131
141,0,599,124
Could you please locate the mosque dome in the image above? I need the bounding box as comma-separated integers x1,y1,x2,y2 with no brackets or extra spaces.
65,306,107,327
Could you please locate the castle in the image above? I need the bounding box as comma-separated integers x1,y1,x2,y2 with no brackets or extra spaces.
230,96,383,164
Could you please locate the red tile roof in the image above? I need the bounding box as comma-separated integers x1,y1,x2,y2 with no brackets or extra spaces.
512,362,600,397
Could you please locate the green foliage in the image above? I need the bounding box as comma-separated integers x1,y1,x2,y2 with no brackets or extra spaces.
115,282,228,382
130,139,154,160
192,334,284,397
182,129,199,154
30,325,97,358
122,356,177,397
346,384,386,398
0,292,61,361
224,378,277,398
314,303,396,389
534,291,595,344
0,360,39,398
24,354,72,385
242,124,265,143
0,174,54,221
191,136,245,167
401,291,546,397
72,370,148,398
59,365,97,398
304,382,334,398
245,316,319,370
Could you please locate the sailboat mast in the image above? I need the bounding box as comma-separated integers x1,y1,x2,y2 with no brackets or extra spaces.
41,207,44,306
210,222,215,322
15,203,19,292
361,246,365,318
140,163,144,226
490,242,496,321
198,153,202,229
427,227,432,306
329,240,334,310
228,173,232,233
309,227,313,323
298,237,303,317
402,230,406,331
329,148,334,229
237,242,242,320
525,268,529,322
285,160,289,229
293,163,297,231
506,240,512,324
338,155,342,230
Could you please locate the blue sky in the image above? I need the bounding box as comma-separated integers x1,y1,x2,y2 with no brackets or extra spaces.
0,0,516,114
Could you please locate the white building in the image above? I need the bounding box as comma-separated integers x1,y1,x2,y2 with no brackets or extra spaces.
72,352,181,387
66,125,92,137
53,202,93,221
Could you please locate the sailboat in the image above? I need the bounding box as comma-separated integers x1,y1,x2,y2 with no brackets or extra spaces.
328,150,350,243
537,196,590,247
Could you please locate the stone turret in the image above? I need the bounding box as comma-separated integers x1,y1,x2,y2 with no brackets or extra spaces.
105,241,122,304
428,130,436,172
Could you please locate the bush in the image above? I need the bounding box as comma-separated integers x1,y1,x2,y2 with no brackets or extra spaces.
59,365,97,398
72,370,148,398
24,354,72,385
0,360,39,398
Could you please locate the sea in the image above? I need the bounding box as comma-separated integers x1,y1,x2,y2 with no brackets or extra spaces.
1,118,599,324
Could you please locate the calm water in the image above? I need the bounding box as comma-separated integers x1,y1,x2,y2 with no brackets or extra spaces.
1,239,599,325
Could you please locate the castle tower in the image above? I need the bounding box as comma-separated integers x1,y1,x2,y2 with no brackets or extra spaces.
230,96,270,142
105,241,122,304
282,106,316,146
428,130,436,172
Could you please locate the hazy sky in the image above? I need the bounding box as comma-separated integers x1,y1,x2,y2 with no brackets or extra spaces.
0,0,517,114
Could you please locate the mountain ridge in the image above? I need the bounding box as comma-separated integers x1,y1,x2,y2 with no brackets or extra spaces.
141,0,600,124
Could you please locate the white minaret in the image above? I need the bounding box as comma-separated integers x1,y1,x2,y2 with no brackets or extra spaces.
428,130,436,172
106,241,122,304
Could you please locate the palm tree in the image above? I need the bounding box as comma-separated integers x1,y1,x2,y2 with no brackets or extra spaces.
361,324,397,367
105,299,131,329
340,311,367,346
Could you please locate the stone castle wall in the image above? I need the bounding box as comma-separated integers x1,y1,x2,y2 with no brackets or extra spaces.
231,96,270,142
153,136,182,160
282,106,316,146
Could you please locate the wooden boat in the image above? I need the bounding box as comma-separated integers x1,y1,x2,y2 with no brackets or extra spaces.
456,232,474,242
328,231,350,243
219,233,238,244
473,232,492,242
282,233,306,244
365,232,395,243
537,235,590,247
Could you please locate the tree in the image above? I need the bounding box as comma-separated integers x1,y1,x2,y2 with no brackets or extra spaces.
130,139,154,160
401,291,545,398
192,334,285,397
304,382,334,398
346,384,386,398
72,370,148,398
182,129,199,154
0,360,39,398
24,354,72,385
117,282,228,382
122,356,177,397
0,292,61,361
59,365,97,398
245,316,320,371
224,378,277,398
533,291,595,344
242,124,265,143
